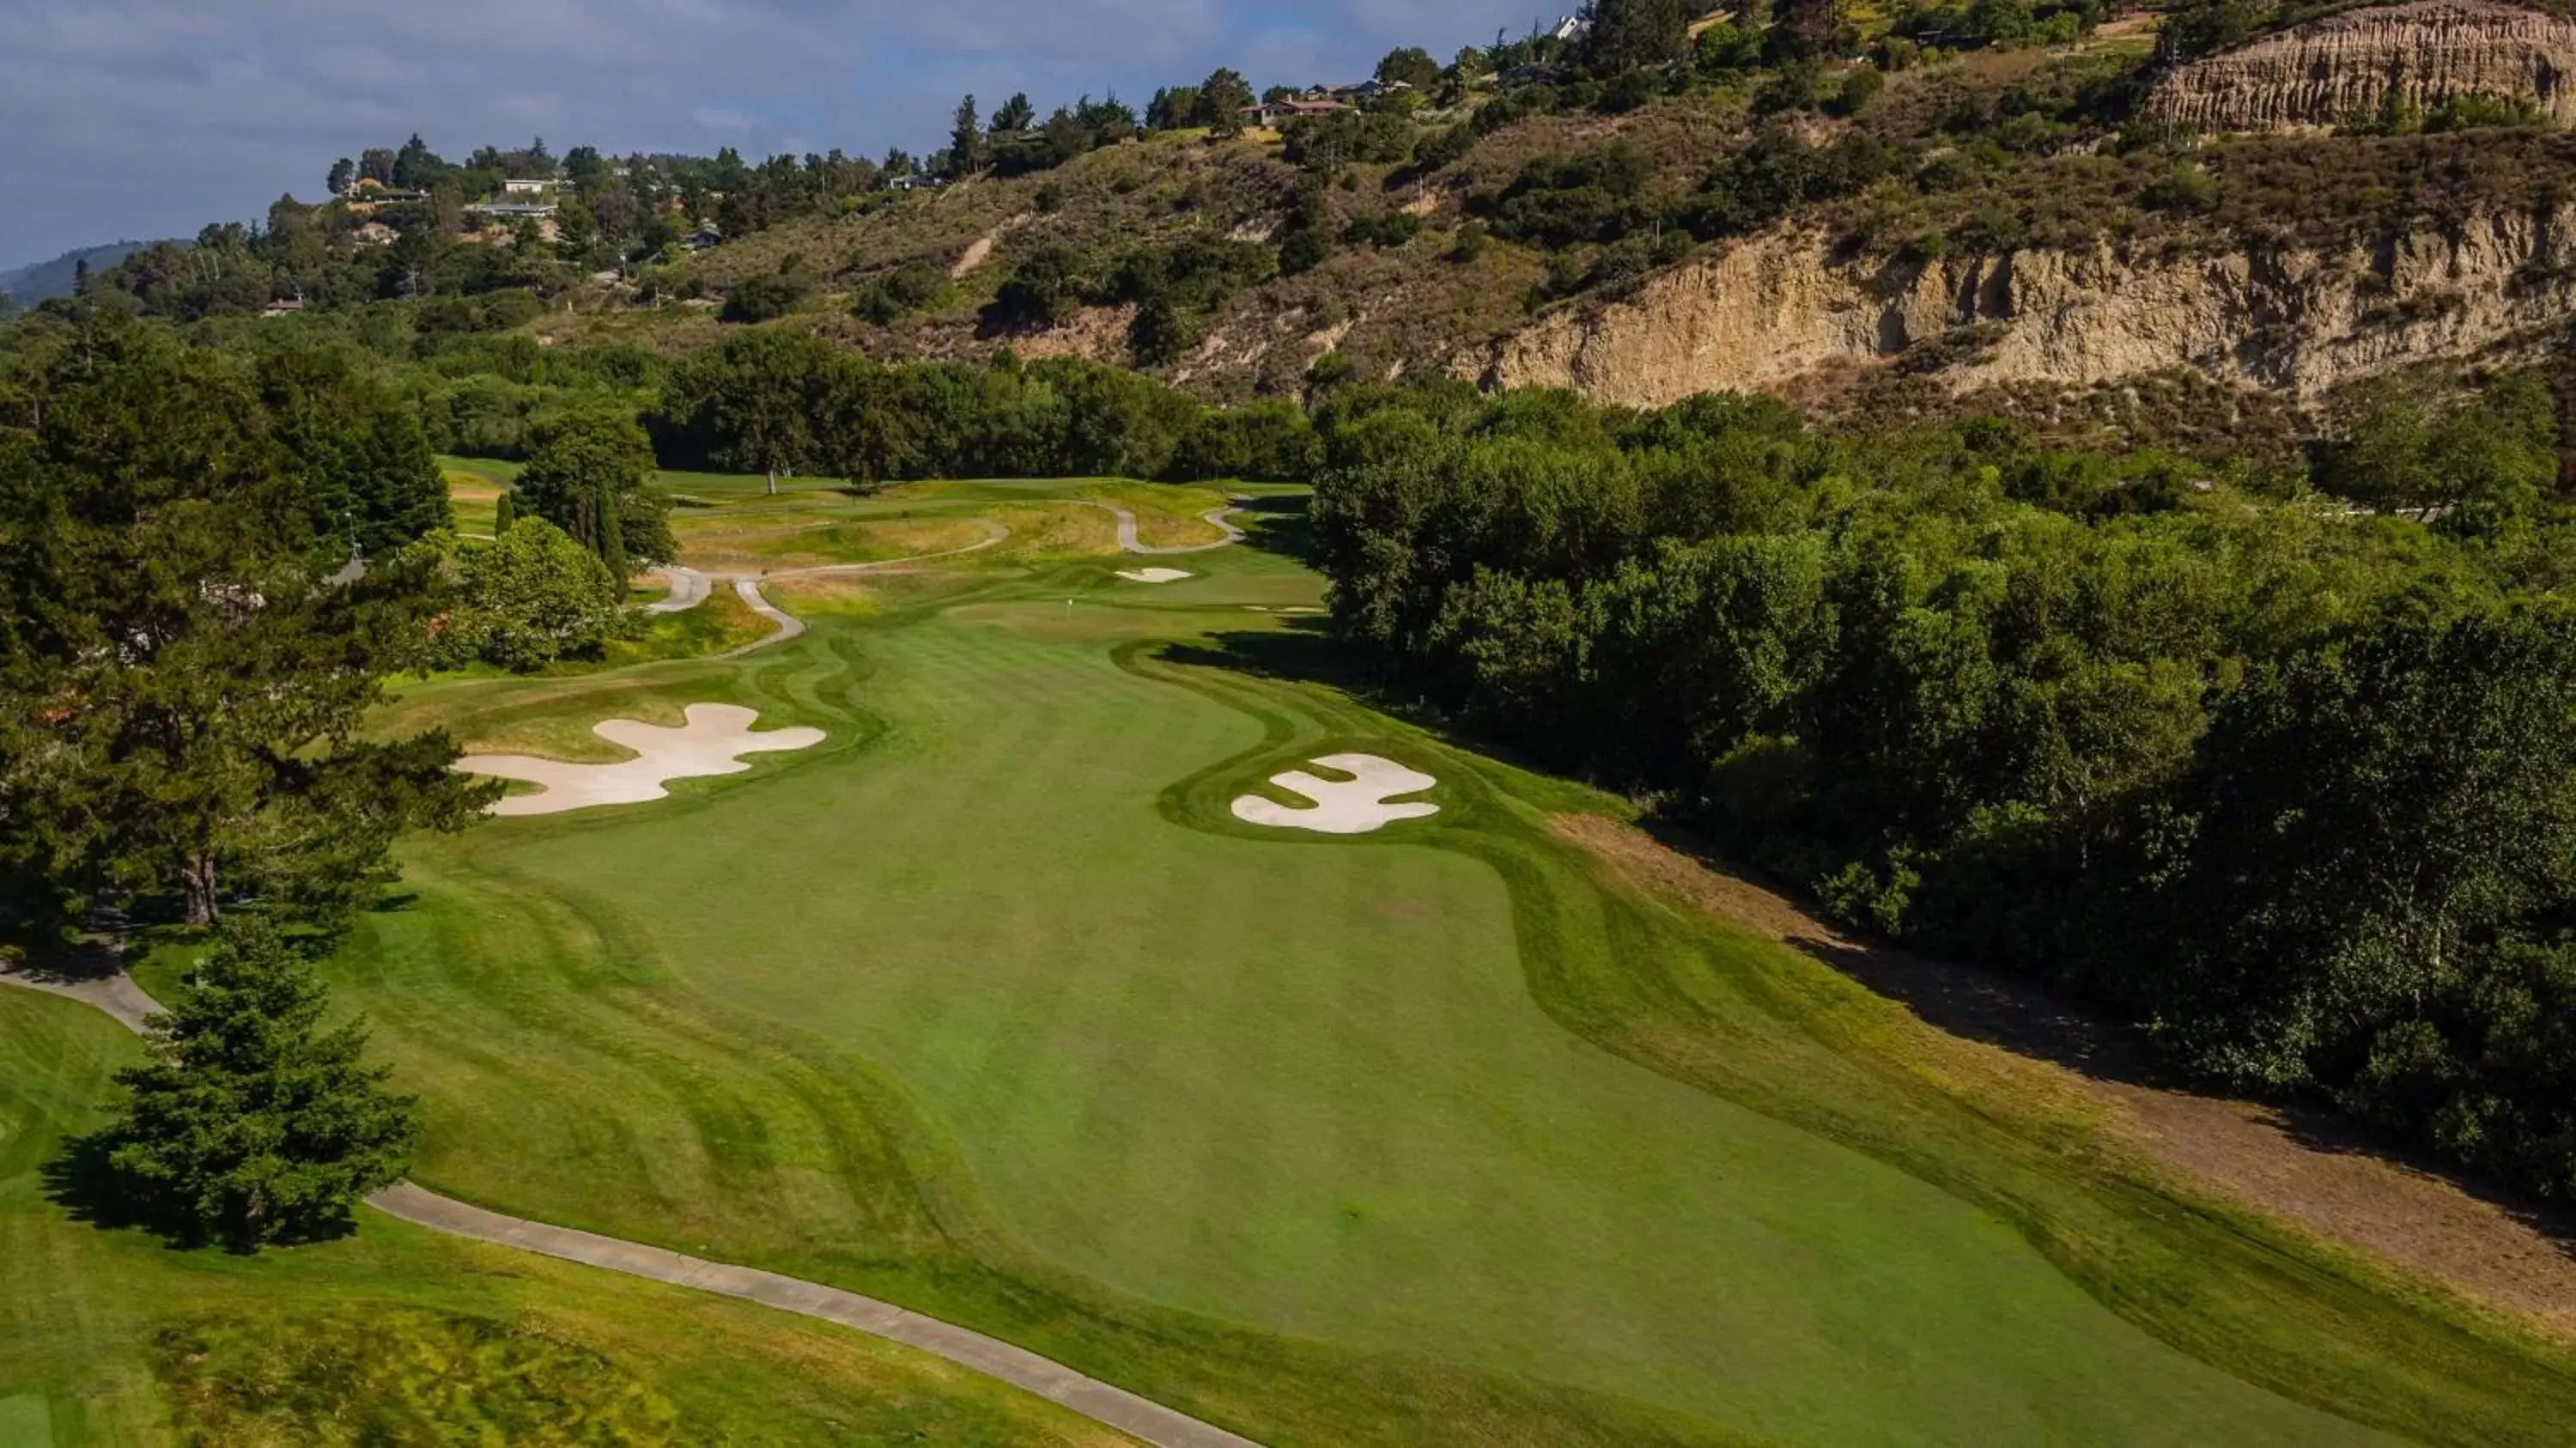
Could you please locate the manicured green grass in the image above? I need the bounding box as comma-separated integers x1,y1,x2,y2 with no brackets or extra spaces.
326,490,2576,1446
0,989,1138,1446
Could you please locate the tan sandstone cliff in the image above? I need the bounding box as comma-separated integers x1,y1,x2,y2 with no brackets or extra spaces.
1467,203,2576,405
2144,0,2576,131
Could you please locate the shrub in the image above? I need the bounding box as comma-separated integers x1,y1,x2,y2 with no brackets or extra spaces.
1835,67,1887,117
852,260,947,324
720,265,813,323
436,519,628,672
987,246,1095,328
2142,162,2221,213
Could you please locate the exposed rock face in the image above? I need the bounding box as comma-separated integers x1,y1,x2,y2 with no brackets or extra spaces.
1468,204,2576,404
2145,0,2576,132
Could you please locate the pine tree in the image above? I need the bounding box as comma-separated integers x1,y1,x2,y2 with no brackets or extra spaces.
595,477,629,579
493,490,516,534
950,95,987,177
99,919,419,1248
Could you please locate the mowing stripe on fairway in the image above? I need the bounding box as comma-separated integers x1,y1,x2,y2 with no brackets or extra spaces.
0,965,1262,1448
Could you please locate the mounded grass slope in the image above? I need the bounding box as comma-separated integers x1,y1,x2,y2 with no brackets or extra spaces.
0,989,1137,1446
327,489,2576,1446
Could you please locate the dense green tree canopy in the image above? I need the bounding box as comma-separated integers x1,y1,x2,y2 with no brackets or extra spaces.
512,410,674,568
434,519,628,672
1311,377,2576,1202
0,314,488,930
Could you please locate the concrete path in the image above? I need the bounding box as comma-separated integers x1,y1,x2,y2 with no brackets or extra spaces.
648,521,1009,617
645,566,713,615
720,578,805,658
0,966,1262,1448
1080,502,1246,556
368,1184,1260,1448
0,964,158,1033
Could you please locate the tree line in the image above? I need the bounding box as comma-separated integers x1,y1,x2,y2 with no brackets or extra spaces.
1309,376,2576,1202
652,331,1318,488
1,313,492,1246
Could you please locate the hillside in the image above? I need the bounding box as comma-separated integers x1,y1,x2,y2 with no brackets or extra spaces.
497,4,2576,434
59,0,2576,442
0,240,160,305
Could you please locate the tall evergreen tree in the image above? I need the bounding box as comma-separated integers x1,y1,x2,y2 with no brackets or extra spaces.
95,918,419,1248
595,477,629,580
1583,0,1696,71
512,411,675,563
950,95,987,176
1199,68,1256,137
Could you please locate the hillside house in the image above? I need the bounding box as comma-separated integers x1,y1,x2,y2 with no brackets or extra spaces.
1248,97,1354,125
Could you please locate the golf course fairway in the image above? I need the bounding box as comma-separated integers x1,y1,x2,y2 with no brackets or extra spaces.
46,478,2576,1445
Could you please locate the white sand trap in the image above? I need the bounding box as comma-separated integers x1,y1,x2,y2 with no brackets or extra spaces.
1117,567,1194,583
459,704,825,817
1231,753,1440,835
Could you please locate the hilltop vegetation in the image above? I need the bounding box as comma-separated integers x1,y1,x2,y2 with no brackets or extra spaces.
42,0,2576,425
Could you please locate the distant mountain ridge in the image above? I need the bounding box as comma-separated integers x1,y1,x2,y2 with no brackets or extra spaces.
0,240,163,304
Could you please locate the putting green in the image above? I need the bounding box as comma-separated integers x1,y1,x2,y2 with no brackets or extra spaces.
328,491,2576,1446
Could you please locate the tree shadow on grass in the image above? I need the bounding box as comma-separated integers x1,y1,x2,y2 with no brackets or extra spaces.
40,1133,364,1255
1232,493,1319,565
1161,620,1370,691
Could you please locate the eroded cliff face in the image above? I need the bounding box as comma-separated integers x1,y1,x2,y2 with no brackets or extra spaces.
2144,0,2576,131
1467,204,2576,405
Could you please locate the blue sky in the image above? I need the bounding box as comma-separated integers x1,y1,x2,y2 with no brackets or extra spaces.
0,0,1546,268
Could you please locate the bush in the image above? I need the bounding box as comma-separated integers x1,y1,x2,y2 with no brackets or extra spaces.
1482,142,1657,248
1835,67,1887,117
435,519,628,672
1344,211,1425,248
720,265,814,323
852,260,948,324
1283,112,1418,173
987,246,1095,328
2142,162,2220,213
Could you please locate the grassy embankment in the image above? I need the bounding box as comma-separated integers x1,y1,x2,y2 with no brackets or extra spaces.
0,989,1137,1445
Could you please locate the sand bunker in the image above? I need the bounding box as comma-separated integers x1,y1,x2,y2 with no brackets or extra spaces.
1117,567,1193,583
1230,753,1440,836
459,703,825,817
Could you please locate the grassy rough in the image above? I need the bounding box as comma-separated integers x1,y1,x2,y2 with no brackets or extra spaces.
0,990,1136,1447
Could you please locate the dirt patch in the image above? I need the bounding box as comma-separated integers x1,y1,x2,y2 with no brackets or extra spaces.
1552,812,2576,1344
949,214,1029,279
